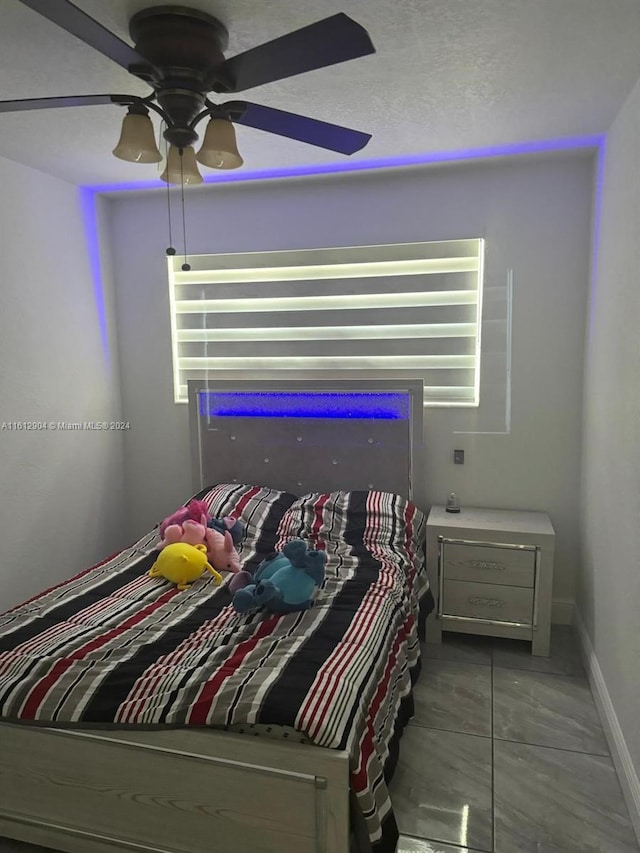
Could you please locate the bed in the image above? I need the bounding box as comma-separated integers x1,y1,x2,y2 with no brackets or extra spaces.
0,379,433,853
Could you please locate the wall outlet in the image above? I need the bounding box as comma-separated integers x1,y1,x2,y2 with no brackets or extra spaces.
453,449,465,464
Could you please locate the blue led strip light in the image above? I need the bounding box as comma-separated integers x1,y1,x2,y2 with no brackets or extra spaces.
198,391,411,419
86,135,604,193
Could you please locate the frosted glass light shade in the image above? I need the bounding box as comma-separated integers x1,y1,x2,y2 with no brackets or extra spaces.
112,112,161,163
160,145,204,185
196,119,243,169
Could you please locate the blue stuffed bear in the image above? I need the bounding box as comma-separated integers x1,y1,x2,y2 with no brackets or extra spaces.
229,539,325,615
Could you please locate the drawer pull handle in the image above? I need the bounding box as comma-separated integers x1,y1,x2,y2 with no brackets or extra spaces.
465,560,505,571
468,596,505,608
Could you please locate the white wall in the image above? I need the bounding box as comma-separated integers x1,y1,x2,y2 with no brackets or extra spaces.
107,152,594,610
0,157,126,611
579,79,640,791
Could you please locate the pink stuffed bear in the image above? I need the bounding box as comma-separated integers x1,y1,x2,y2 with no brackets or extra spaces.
159,499,209,539
161,519,208,548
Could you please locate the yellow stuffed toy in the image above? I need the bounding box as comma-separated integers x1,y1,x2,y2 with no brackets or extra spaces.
148,542,222,591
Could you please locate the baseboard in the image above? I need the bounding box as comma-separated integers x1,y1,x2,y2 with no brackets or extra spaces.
551,597,574,625
574,609,640,844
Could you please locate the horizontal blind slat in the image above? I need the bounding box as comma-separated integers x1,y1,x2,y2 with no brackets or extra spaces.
177,239,482,271
176,323,478,342
179,355,476,369
177,270,477,300
179,305,478,328
174,256,479,285
174,290,479,314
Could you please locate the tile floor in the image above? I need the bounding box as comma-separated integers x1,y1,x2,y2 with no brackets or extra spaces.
392,626,640,853
1,627,638,853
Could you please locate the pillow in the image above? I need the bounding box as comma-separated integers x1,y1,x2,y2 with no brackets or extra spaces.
278,489,425,551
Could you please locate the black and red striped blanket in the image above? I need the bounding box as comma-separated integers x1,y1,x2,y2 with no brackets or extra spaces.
0,485,430,851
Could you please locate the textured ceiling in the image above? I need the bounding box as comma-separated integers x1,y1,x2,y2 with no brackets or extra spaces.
1,0,640,187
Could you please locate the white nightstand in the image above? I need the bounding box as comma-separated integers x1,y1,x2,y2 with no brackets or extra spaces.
426,506,555,656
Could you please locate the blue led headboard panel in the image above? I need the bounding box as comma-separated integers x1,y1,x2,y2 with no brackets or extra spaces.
188,378,425,506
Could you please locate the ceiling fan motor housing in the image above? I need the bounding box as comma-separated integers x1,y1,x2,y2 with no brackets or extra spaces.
129,6,229,75
129,6,231,142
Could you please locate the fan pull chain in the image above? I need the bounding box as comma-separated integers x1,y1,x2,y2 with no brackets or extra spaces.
179,149,191,272
165,180,176,258
164,131,176,259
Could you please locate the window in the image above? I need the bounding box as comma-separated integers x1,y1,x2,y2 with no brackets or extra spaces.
168,238,484,405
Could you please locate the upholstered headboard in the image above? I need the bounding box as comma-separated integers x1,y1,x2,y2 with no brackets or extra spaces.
188,378,425,508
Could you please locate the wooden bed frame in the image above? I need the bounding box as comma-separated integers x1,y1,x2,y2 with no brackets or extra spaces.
0,725,350,853
0,378,426,853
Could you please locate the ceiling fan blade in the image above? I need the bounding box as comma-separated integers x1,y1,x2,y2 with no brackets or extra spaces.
0,94,139,113
16,0,146,70
226,101,371,155
213,13,375,93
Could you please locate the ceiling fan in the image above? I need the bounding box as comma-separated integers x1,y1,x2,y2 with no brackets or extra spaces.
0,0,376,183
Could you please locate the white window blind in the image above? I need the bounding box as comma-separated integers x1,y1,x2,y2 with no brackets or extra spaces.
168,238,484,405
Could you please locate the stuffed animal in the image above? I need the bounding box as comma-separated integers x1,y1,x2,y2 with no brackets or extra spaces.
159,499,209,539
161,519,208,548
203,527,242,574
159,520,242,575
207,515,245,545
229,539,326,615
159,500,244,547
149,542,222,591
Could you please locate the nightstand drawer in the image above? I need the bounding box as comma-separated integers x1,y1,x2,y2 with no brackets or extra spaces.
442,542,535,588
442,579,534,625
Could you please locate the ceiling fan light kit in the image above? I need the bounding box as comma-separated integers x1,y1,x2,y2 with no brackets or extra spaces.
196,119,244,170
3,2,376,185
160,144,204,185
112,104,162,163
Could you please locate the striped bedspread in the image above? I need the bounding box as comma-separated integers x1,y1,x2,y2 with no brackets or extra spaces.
0,485,430,851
